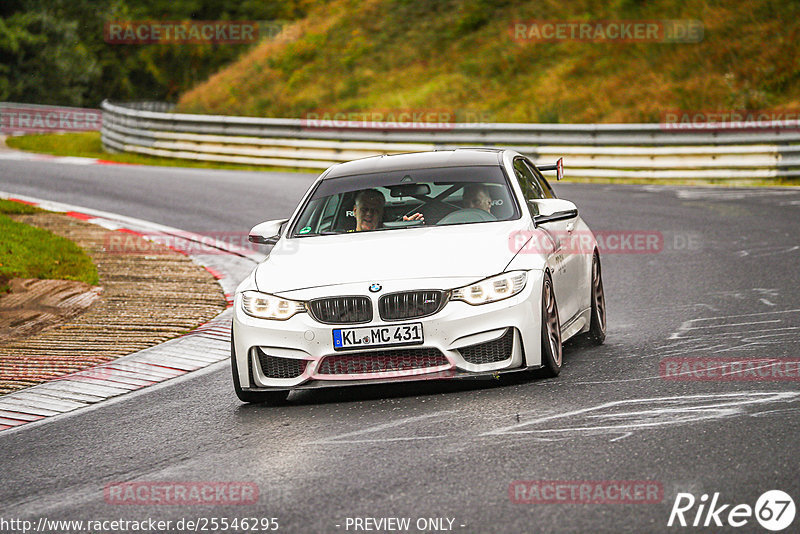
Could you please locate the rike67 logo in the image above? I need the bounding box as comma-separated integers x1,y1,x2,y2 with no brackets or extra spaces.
668,490,795,531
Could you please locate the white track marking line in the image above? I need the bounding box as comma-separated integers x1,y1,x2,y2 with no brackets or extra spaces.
609,432,633,442
684,308,800,322
306,411,455,445
481,392,800,436
679,320,782,330
668,309,800,340
316,436,444,444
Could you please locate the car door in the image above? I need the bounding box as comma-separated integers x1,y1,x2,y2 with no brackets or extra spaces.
513,158,575,324
525,159,587,323
512,157,559,245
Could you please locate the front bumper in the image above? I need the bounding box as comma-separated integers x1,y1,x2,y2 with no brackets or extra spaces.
232,275,544,390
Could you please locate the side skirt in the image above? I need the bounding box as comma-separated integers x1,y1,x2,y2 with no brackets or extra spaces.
561,307,591,342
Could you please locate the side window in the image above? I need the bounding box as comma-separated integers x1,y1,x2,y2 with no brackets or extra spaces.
521,160,548,199
317,195,340,231
293,197,324,233
333,191,357,232
513,159,539,200
513,158,543,215
539,175,556,198
525,160,557,199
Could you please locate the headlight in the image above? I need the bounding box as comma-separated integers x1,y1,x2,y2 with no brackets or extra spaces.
241,291,305,320
451,271,527,305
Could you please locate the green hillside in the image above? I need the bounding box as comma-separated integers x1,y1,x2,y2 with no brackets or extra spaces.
176,0,800,123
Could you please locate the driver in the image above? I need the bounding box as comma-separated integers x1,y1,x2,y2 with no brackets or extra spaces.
353,189,423,231
462,184,493,213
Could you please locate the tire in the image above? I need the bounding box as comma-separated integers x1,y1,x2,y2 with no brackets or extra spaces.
538,271,563,377
231,329,290,405
582,251,607,346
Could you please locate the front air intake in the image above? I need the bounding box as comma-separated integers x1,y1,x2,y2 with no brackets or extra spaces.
459,328,514,364
256,349,308,379
317,347,449,375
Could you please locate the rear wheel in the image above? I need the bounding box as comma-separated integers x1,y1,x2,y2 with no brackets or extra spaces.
538,272,562,377
231,329,290,404
582,252,606,345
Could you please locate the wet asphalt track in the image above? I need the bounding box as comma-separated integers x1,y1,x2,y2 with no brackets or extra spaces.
1,159,799,533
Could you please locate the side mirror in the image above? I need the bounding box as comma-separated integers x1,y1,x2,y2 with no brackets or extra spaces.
529,199,578,228
248,219,288,245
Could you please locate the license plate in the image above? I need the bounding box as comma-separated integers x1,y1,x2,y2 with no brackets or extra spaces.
332,323,424,351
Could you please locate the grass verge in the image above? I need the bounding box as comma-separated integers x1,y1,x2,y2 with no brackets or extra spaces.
5,132,309,173
0,199,98,293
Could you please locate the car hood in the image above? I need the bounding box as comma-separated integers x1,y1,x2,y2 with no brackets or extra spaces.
255,220,530,294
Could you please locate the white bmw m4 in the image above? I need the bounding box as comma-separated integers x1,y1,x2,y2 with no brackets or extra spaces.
231,148,606,403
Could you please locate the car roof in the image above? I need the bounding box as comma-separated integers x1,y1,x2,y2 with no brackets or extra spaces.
322,149,505,179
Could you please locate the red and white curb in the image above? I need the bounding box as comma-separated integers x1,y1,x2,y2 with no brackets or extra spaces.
0,138,133,167
0,150,132,166
0,191,265,432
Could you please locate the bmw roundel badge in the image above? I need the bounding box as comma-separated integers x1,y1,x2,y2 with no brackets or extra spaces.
369,283,382,293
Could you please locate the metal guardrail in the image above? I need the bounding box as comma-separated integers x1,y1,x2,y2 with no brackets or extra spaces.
101,100,800,179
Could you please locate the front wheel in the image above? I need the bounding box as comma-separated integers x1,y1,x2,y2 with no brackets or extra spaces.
231,329,290,404
538,271,563,377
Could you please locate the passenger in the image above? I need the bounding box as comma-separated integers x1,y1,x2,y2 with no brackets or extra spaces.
462,184,492,213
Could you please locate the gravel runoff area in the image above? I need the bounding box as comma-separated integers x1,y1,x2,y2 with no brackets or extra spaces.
0,210,227,394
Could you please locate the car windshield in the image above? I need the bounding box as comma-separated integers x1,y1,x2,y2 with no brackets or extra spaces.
290,165,519,237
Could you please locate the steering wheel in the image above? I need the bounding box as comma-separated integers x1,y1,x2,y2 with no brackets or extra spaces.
436,208,497,225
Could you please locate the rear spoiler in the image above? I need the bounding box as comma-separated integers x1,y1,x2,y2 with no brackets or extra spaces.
538,157,564,180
